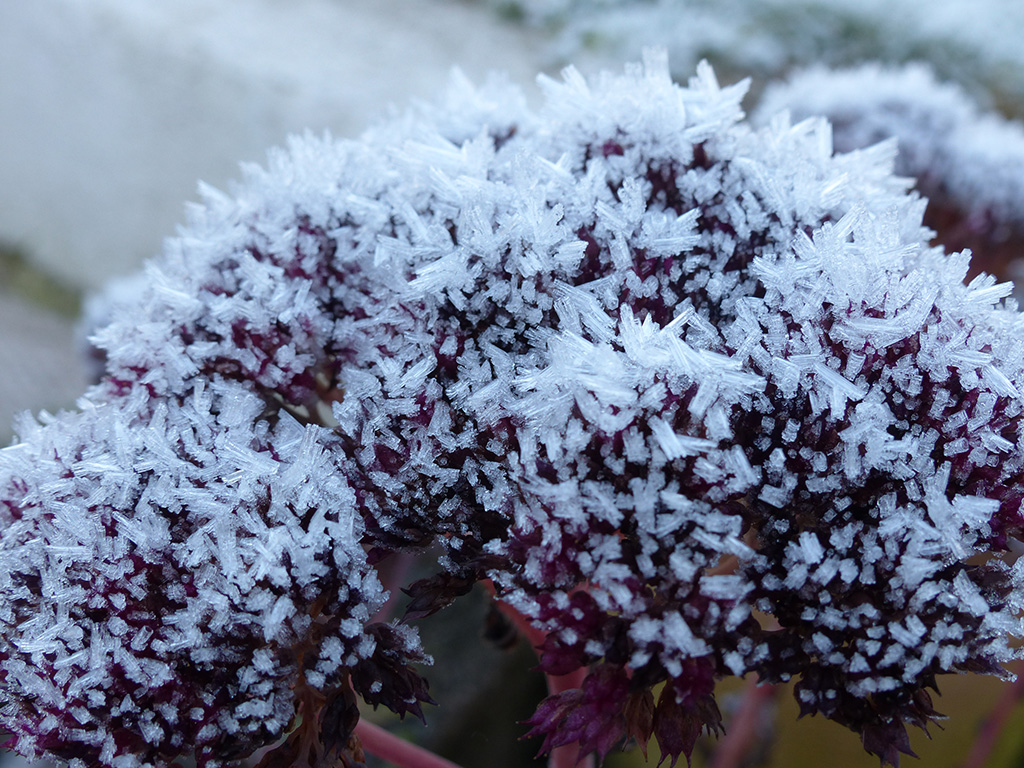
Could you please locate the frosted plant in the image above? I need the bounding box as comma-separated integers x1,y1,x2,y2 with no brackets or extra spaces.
4,51,1024,768
487,0,1024,114
756,62,1024,287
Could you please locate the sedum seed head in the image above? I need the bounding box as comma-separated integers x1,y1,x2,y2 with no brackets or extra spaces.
3,52,1024,767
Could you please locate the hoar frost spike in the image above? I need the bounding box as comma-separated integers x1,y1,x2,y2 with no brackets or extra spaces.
756,62,1024,288
3,50,1024,768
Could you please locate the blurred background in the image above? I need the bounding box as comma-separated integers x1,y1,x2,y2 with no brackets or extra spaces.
4,1,1024,766
0,0,548,443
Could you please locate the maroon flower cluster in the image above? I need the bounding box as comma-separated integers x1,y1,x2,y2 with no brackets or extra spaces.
2,53,1024,768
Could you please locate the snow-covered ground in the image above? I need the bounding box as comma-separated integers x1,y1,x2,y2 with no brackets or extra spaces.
0,0,547,289
493,0,1024,110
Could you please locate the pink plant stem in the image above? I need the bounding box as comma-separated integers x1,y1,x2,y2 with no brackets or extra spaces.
546,662,595,768
550,740,594,768
370,551,417,624
707,676,777,768
487,587,594,768
490,593,548,650
355,719,465,768
961,669,1024,768
546,668,595,768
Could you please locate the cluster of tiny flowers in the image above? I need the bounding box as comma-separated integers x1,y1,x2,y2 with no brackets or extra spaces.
3,52,1024,768
756,62,1024,287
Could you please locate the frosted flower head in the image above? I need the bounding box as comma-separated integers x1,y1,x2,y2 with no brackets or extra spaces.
0,385,417,767
4,52,1024,767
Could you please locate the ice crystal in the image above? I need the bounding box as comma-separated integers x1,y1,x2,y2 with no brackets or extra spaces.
756,62,1024,286
3,52,1024,768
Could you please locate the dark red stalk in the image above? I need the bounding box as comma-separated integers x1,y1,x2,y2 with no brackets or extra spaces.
485,582,594,768
371,551,417,623
707,676,777,768
960,668,1024,768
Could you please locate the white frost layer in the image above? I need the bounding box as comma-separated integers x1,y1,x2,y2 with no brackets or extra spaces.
756,62,1024,233
6,49,1024,763
0,0,546,290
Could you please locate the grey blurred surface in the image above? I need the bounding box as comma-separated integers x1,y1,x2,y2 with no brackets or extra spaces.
0,0,547,292
0,290,88,446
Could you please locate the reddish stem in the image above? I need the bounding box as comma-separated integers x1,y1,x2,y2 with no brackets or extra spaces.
707,676,777,768
485,583,594,768
355,719,464,768
961,670,1024,768
546,666,589,697
493,597,549,651
370,551,417,624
